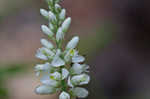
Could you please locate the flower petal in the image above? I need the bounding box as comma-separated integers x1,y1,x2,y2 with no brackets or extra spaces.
61,17,71,33
72,55,85,63
41,25,53,37
66,36,79,49
70,63,83,75
59,91,70,99
41,39,54,49
50,72,61,80
35,48,48,60
62,68,69,80
40,75,59,87
35,85,56,95
72,87,88,98
71,74,90,86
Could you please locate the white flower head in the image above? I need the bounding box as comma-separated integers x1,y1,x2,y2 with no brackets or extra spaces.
40,9,49,18
35,0,90,98
59,91,70,99
71,74,90,86
61,17,71,33
40,39,54,49
35,85,56,95
66,36,79,49
71,87,88,98
41,25,53,37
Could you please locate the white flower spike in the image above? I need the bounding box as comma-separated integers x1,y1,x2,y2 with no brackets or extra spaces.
34,0,90,99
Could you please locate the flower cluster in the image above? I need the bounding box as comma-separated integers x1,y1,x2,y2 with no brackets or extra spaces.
34,0,90,99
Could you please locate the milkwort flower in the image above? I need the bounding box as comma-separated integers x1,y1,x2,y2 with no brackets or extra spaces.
34,0,90,99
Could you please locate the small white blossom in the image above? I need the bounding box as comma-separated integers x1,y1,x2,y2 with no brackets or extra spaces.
67,76,74,88
62,68,69,80
35,85,56,95
70,63,88,75
56,27,64,42
40,75,59,87
59,9,66,21
35,48,48,60
51,55,65,67
40,9,49,18
59,91,70,99
72,55,85,63
35,62,51,72
64,49,78,62
49,23,54,31
41,39,54,49
71,74,90,86
71,87,88,98
50,72,61,80
55,4,61,13
66,36,79,49
48,11,57,23
41,25,53,37
61,17,71,33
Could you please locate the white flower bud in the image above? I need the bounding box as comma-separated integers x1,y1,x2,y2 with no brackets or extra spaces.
59,9,66,21
51,56,65,67
59,91,70,99
66,36,79,49
55,0,61,4
71,74,90,86
71,87,88,98
72,55,85,63
50,72,61,80
49,23,54,31
35,48,48,60
51,49,65,67
41,25,53,37
41,47,55,58
56,28,64,42
62,68,69,80
41,39,54,49
35,62,51,72
55,4,61,13
70,63,84,74
40,75,59,87
40,9,49,18
68,76,74,87
61,17,71,33
49,11,57,23
35,85,56,95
